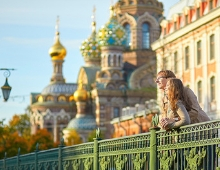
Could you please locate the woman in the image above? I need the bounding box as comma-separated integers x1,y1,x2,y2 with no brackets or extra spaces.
156,70,210,124
160,78,191,130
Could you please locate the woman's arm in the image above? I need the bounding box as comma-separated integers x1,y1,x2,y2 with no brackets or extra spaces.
171,102,191,128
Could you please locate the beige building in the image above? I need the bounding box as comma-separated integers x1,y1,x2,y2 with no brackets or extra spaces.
152,0,220,119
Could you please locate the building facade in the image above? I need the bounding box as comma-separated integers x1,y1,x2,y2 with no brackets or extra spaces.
152,0,220,120
30,0,164,142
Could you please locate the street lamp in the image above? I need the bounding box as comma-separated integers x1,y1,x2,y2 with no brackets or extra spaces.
0,68,15,102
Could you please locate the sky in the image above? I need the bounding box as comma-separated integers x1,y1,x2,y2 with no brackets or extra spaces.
0,0,179,124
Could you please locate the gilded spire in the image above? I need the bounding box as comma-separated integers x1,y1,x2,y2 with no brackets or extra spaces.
91,6,96,33
49,16,66,60
110,0,115,18
56,16,59,31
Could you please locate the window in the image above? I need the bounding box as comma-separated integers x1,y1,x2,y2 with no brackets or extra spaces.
174,51,178,73
113,107,120,118
46,96,54,101
197,7,200,19
197,41,202,65
142,23,150,49
124,23,131,49
185,46,189,70
163,57,168,70
174,21,177,31
210,76,215,101
164,28,166,35
185,14,188,25
58,96,66,102
210,34,215,60
197,81,202,103
46,122,53,133
209,0,213,10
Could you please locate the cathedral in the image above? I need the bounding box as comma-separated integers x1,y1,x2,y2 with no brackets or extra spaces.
30,0,163,143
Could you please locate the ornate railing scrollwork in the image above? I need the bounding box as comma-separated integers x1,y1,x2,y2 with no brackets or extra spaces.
184,148,206,170
158,150,176,170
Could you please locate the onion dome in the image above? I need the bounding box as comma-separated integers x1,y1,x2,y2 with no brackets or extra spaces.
98,6,126,46
49,17,67,60
80,7,101,64
80,22,101,62
41,83,77,95
73,81,88,102
65,114,96,130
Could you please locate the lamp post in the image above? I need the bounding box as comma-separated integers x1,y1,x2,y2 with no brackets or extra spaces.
0,68,15,102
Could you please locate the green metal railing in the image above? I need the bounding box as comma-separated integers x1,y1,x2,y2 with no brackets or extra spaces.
0,119,220,170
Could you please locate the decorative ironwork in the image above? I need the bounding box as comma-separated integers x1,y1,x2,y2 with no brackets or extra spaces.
96,127,100,138
99,157,110,170
184,148,206,170
62,160,70,170
83,158,93,170
72,159,81,170
114,155,127,170
158,150,176,170
151,114,159,127
0,120,219,170
132,153,146,170
44,162,50,169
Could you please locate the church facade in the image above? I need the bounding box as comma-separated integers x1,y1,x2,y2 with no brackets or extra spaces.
30,0,163,142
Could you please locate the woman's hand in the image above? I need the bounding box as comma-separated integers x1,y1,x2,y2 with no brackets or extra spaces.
160,117,175,130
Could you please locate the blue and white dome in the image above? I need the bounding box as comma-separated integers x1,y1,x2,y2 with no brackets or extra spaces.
98,6,126,47
66,115,96,130
41,83,77,95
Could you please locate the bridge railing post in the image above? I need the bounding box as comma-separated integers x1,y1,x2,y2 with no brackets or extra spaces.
35,143,39,170
150,126,160,170
17,148,20,169
3,152,6,170
58,138,64,170
93,128,101,170
150,114,160,170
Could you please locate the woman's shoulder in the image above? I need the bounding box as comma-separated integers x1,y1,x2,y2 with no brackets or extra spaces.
176,100,183,105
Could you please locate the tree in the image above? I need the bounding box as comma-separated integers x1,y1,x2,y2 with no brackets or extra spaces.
28,129,55,152
64,130,82,146
9,114,31,140
0,119,28,159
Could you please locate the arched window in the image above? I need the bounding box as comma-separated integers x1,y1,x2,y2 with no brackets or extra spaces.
142,23,150,49
108,55,111,66
210,76,215,102
197,81,202,103
124,23,131,49
58,96,66,102
46,96,54,101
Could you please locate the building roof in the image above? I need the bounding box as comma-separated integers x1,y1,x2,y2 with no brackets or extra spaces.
66,114,96,130
167,0,195,20
41,83,77,95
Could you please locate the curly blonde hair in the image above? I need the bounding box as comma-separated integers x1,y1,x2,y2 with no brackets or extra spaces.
166,78,191,112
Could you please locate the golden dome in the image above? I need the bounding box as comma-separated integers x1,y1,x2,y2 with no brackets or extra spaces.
49,32,67,60
74,81,88,102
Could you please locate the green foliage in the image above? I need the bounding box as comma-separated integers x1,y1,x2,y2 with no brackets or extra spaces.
0,113,57,159
9,114,31,140
64,129,82,146
29,129,55,152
